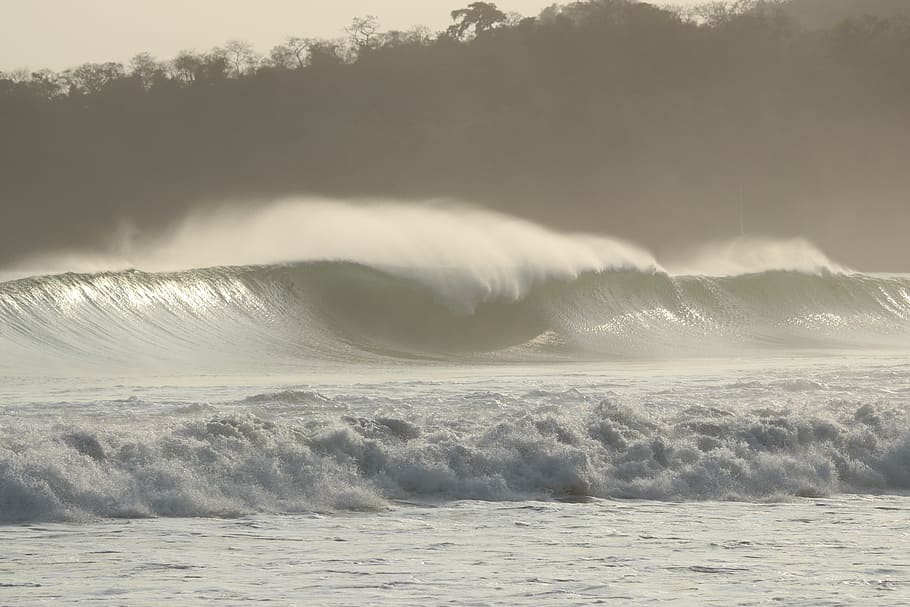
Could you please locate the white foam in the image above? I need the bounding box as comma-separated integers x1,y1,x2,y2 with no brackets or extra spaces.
2,395,908,522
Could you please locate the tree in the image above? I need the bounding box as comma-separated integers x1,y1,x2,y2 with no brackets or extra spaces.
28,69,65,97
63,62,125,94
129,52,167,89
686,1,772,26
198,50,231,82
222,40,260,78
447,2,508,40
170,50,204,83
269,36,311,69
4,68,31,83
307,41,343,68
375,26,435,49
346,15,380,52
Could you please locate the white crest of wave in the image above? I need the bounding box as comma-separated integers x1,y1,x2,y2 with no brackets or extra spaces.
143,199,658,307
10,199,853,303
667,236,848,276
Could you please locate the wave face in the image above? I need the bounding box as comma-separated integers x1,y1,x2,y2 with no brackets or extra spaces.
2,261,910,369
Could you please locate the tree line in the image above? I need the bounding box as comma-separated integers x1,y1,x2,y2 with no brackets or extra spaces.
1,0,909,269
0,3,516,97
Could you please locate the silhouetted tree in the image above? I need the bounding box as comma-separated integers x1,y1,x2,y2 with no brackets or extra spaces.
447,2,508,40
222,40,260,78
346,15,381,52
269,36,311,69
27,69,65,97
307,41,343,67
129,52,168,89
170,50,203,83
63,62,125,95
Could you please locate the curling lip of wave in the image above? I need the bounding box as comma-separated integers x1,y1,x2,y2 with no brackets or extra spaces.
11,200,660,306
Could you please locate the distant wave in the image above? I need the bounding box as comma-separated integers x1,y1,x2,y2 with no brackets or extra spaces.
2,261,909,370
2,395,908,522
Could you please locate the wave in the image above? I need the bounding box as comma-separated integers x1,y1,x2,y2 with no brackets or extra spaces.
2,396,908,521
2,201,908,366
2,260,910,369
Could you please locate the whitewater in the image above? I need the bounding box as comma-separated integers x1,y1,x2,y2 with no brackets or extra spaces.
2,200,909,605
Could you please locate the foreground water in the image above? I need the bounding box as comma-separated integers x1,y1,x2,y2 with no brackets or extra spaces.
3,495,907,606
2,358,909,605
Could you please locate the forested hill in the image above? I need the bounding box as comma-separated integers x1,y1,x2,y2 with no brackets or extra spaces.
2,0,910,269
784,0,910,28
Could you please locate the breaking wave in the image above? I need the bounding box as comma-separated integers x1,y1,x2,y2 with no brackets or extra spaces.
1,261,910,369
1,201,909,368
2,395,908,522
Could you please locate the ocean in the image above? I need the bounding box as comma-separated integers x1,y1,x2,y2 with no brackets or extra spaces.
1,203,909,605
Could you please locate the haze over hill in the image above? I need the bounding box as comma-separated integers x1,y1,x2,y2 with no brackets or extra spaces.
2,0,909,270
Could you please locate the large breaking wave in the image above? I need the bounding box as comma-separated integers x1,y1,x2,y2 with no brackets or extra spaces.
2,261,910,370
2,200,909,369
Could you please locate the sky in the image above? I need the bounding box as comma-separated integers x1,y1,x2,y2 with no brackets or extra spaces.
0,0,705,72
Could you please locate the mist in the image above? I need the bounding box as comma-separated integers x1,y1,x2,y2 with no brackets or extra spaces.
14,197,845,281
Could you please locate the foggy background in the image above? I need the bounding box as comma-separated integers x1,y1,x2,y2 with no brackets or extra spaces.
1,0,909,271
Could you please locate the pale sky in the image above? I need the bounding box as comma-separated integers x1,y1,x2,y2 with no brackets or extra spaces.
0,0,704,71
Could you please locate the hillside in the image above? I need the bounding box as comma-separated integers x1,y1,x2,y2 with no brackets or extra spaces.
784,0,910,28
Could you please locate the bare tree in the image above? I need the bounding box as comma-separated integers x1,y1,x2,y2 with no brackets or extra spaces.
686,0,771,25
222,40,260,78
346,15,380,52
269,36,311,69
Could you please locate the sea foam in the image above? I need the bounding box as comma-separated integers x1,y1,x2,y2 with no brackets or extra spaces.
2,394,908,522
